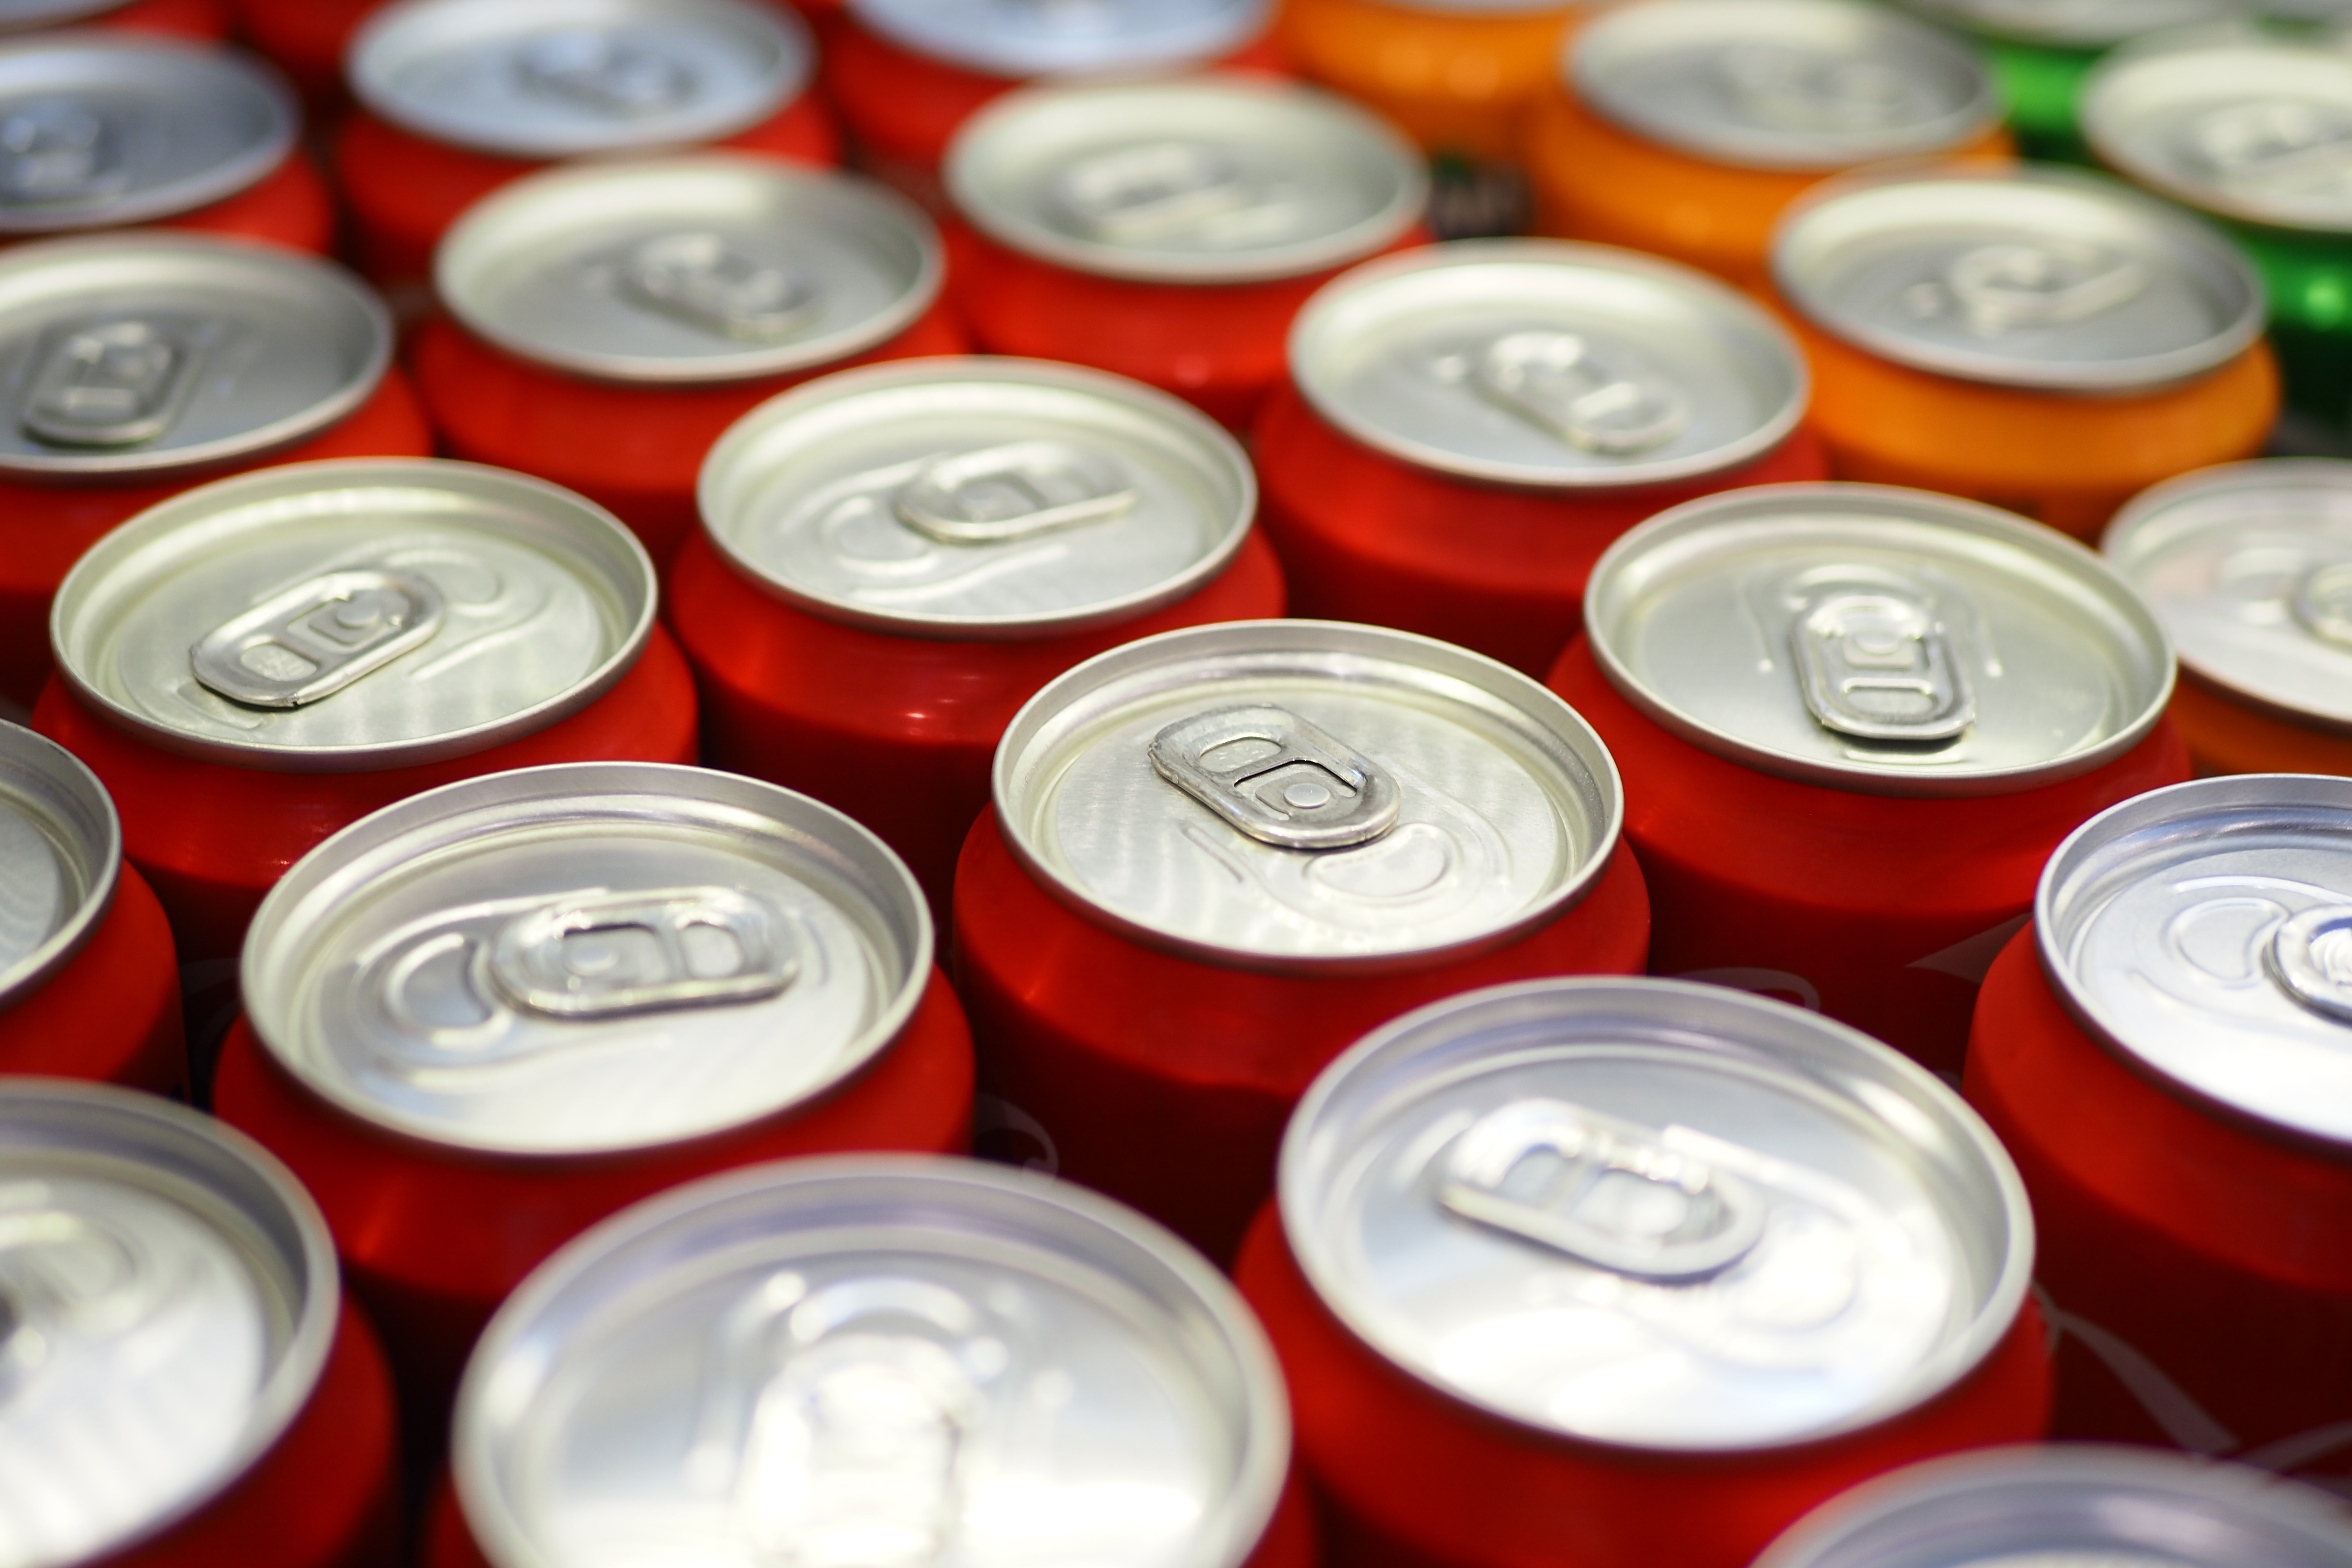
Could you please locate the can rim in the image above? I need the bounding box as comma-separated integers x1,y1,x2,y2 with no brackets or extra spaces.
0,720,121,1007
0,1,137,26
1891,0,2236,48
846,0,1274,79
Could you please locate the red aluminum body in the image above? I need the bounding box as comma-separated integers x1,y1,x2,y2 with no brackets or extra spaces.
120,145,333,255
0,862,181,1095
232,0,382,99
78,0,231,39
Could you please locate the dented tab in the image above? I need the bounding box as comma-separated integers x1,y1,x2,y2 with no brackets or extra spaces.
2268,904,2352,1029
1150,704,1401,851
514,29,694,117
485,885,796,1021
0,98,121,207
1473,331,1692,457
893,440,1136,545
22,318,199,448
618,230,817,342
1792,581,1975,744
189,567,445,710
1054,140,1277,247
1924,241,2148,338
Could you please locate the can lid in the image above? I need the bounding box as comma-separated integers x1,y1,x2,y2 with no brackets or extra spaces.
0,719,118,1009
456,1156,1290,1568
49,458,657,772
946,78,1425,285
1895,0,2249,46
1772,164,2267,393
847,0,1271,78
1289,240,1808,490
701,358,1256,640
348,0,809,161
1586,483,2174,797
1280,978,2033,1451
0,1080,338,1568
241,764,932,1157
992,619,1623,971
1571,0,2001,174
437,155,942,386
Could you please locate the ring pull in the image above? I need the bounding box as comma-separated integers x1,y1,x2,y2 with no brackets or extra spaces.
1151,704,1401,851
1791,583,1975,744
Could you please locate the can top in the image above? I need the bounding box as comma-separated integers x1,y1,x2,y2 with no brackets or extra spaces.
1571,0,2001,174
1289,240,1808,490
1588,483,2173,797
0,719,118,1009
437,155,942,386
348,0,809,161
1281,978,2032,1452
847,0,1271,78
242,764,932,1156
946,77,1425,285
1772,164,2267,393
992,619,1623,971
701,358,1257,640
0,1080,338,1568
456,1156,1290,1568
49,458,657,772
1895,0,2249,46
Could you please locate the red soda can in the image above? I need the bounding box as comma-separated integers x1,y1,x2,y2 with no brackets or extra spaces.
0,1079,401,1568
1966,775,2352,1484
955,618,1652,1263
945,76,1426,430
1234,977,2051,1568
1257,240,1825,678
1548,483,2189,1073
679,356,1284,921
34,458,696,962
338,0,836,295
416,155,963,570
0,234,430,709
0,0,231,40
211,762,976,1431
0,721,182,1093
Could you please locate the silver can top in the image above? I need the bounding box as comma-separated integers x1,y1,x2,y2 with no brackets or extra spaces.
49,458,657,773
847,0,1271,78
0,1080,338,1568
348,0,810,162
992,620,1623,971
455,1156,1289,1568
1571,0,2001,173
1895,0,2250,46
241,764,932,1157
701,358,1255,640
1772,164,2267,393
1288,240,1808,490
0,720,117,1009
2039,774,2352,1149
1587,484,2174,797
437,154,943,387
0,235,391,480
1281,978,2033,1451
946,77,1424,285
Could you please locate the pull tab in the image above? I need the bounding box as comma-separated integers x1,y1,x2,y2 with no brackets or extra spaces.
0,99,123,206
1907,242,2148,338
1720,48,1918,134
1472,331,1692,456
190,568,445,710
1150,705,1401,851
21,319,201,448
2268,905,2352,1026
619,231,818,342
514,29,694,116
483,886,796,1021
1054,141,1277,246
893,441,1136,544
1792,586,1975,743
1438,1099,1765,1283
2192,100,2352,200
2293,562,2352,649
0,1205,157,1397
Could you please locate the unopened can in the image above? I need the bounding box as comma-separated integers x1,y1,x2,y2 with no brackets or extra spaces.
945,76,1426,429
0,0,230,39
1257,240,1824,677
1235,977,2050,1568
0,1079,400,1568
416,155,962,569
1527,0,2009,289
956,618,1651,1262
1549,483,2187,1073
337,0,837,294
33,458,696,962
677,357,1285,921
1279,0,1583,163
1967,775,2352,1478
1773,165,2279,541
0,235,431,709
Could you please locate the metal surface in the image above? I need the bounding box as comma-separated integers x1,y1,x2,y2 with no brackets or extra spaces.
700,358,1254,640
437,155,941,385
0,1080,337,1568
0,1,133,26
1587,483,2174,796
0,720,117,1009
454,1156,1289,1568
1289,240,1808,490
992,619,1624,971
847,0,1271,78
1279,978,2033,1451
1896,0,2249,45
1773,165,2268,393
946,77,1425,284
49,458,656,772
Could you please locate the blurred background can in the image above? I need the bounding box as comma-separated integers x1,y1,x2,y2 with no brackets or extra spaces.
1,0,233,39
1280,0,1584,163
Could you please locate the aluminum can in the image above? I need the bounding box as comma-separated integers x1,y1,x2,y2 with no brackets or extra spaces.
945,76,1427,430
677,356,1285,924
32,458,696,963
1549,483,2187,1073
337,0,837,296
0,1079,401,1568
1235,977,2049,1568
1258,240,1825,677
1279,0,1583,163
0,235,430,709
0,0,231,39
1966,775,2352,1481
956,618,1651,1262
416,155,964,571
1772,165,2278,542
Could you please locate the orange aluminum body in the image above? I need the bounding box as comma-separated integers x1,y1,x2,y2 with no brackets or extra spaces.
1279,0,1582,161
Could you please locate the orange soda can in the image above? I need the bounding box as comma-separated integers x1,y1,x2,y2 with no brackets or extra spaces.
1279,0,1584,162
